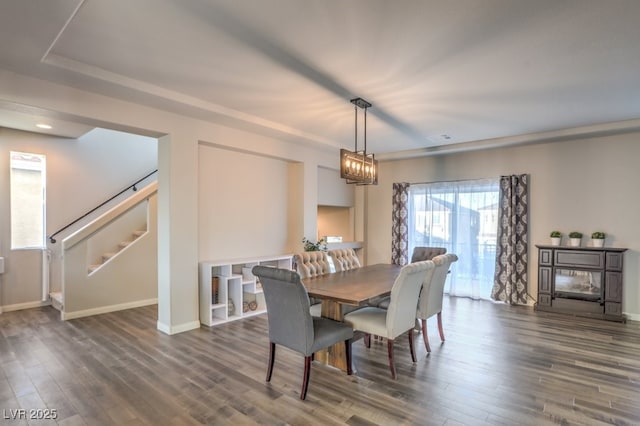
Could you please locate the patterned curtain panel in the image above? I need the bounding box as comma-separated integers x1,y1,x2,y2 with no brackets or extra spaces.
492,174,529,304
391,182,410,265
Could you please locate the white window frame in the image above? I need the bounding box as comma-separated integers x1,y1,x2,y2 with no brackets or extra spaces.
10,151,46,249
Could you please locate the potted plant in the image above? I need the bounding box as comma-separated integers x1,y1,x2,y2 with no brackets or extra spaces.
549,231,562,246
302,237,327,252
591,231,605,248
568,231,582,247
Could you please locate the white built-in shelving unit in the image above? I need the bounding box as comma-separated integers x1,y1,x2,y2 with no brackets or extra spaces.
198,254,293,326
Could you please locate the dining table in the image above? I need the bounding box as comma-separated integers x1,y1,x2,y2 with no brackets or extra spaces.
302,263,403,371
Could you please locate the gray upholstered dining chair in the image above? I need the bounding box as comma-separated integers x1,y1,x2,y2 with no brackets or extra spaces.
375,246,447,309
293,251,333,317
328,248,361,272
417,253,458,352
342,260,435,379
251,265,353,400
411,246,447,263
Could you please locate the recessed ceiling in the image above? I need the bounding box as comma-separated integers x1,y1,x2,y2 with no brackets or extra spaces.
0,101,95,138
1,0,640,155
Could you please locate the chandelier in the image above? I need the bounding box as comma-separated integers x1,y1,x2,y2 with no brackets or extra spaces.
340,97,378,185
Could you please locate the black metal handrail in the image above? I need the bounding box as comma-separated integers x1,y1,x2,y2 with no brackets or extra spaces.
48,169,158,244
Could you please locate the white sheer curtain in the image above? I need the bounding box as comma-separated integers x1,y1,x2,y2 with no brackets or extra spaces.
408,178,500,300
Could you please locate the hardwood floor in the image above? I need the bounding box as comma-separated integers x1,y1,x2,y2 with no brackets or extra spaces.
1,297,639,425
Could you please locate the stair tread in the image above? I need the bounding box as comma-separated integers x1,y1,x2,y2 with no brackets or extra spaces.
89,229,147,275
50,292,64,311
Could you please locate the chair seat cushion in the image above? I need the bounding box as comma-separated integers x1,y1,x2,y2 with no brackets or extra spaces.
309,303,322,317
343,307,388,338
310,317,353,354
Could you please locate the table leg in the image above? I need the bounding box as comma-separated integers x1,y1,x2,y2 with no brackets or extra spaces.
313,300,350,371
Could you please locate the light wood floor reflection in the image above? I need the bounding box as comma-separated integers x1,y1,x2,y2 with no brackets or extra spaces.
1,297,639,425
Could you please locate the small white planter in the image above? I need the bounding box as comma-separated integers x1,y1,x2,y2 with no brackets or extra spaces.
592,238,604,248
550,237,561,246
569,238,581,247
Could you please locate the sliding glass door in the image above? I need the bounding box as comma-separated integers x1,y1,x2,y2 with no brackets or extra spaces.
408,178,499,300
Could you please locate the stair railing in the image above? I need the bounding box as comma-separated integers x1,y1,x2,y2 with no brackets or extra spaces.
48,169,158,244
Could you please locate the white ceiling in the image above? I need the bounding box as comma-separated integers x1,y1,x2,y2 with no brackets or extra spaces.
2,0,640,156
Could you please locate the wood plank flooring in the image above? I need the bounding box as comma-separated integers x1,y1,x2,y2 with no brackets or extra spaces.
1,297,640,425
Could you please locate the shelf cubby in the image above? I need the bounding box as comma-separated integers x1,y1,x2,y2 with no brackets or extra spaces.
199,254,292,326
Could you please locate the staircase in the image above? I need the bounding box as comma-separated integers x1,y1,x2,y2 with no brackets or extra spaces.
88,229,146,274
49,228,148,313
48,182,158,320
50,291,63,311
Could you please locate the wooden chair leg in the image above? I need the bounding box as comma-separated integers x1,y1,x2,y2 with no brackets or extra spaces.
437,311,445,342
345,339,353,375
408,328,417,362
364,333,371,348
387,339,397,379
301,356,311,400
421,319,431,353
266,342,276,382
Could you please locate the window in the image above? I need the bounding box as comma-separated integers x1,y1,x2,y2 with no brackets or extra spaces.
10,151,46,249
408,178,499,300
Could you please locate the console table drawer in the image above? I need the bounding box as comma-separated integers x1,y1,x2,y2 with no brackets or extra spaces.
555,250,604,269
539,249,553,266
606,252,624,271
605,302,622,316
538,294,552,306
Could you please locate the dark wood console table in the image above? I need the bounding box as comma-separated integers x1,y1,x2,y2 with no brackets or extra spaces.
535,245,628,322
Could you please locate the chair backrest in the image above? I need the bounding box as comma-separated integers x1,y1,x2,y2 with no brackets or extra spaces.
385,260,435,339
417,253,458,320
328,248,361,272
411,246,447,263
293,251,332,278
252,266,315,355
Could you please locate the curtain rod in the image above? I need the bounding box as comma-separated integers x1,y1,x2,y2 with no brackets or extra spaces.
407,176,499,185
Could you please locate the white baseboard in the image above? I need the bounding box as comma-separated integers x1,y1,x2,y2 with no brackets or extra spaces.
61,298,158,320
624,312,640,322
157,319,201,335
2,300,50,312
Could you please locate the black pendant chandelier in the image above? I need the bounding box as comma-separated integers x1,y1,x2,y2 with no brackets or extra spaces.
340,97,378,185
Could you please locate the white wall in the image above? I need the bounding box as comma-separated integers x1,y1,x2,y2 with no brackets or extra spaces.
364,133,640,319
45,128,157,232
317,206,354,242
198,144,291,260
318,166,354,207
0,127,157,310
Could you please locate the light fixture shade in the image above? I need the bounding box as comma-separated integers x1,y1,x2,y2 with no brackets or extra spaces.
340,149,378,185
340,97,378,185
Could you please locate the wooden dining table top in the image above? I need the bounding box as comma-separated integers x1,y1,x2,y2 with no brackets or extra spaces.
302,263,403,306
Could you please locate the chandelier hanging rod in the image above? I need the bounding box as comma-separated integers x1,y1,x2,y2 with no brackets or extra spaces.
351,97,371,154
